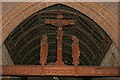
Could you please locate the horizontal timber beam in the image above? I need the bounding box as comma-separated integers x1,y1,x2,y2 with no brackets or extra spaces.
1,65,120,76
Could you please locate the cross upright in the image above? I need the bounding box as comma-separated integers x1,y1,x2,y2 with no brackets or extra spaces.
45,10,75,65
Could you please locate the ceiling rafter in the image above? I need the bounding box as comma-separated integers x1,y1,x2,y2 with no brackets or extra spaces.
5,4,112,66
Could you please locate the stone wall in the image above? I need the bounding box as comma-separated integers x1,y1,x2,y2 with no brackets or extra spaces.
98,2,118,20
2,43,14,65
100,43,120,66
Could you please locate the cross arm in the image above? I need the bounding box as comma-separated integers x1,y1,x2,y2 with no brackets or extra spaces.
62,20,75,26
45,19,74,26
45,19,58,26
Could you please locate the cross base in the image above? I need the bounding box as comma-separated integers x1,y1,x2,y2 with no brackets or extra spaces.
55,60,65,66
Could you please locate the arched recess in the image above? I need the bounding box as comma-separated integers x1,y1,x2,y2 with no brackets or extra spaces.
4,3,112,65
2,2,118,49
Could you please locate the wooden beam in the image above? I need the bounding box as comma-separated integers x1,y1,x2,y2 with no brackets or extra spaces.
1,65,120,76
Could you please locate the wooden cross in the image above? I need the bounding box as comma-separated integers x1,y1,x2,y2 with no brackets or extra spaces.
40,35,48,65
71,35,80,66
45,10,75,65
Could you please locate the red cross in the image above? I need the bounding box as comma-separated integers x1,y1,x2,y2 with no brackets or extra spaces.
45,10,75,65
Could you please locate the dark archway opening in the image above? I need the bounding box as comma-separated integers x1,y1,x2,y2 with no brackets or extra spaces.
4,3,112,80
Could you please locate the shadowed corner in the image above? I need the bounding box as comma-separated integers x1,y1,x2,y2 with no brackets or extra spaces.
119,2,120,54
118,1,120,76
118,1,120,62
0,2,2,80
